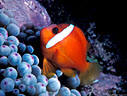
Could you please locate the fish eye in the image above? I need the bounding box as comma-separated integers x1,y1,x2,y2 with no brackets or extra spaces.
52,27,59,34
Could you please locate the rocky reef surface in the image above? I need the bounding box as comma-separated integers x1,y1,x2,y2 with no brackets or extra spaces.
0,0,51,27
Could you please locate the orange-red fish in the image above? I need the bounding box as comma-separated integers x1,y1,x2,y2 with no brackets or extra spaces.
40,24,100,85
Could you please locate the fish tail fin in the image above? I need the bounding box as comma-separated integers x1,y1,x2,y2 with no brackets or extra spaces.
79,62,101,85
42,58,56,76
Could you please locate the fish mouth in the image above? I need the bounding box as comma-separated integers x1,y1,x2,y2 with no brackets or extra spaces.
46,24,75,48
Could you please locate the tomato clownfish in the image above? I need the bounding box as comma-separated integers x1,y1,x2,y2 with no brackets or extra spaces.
40,24,100,85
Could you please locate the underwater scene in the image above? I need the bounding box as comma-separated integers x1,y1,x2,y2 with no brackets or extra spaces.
0,0,126,96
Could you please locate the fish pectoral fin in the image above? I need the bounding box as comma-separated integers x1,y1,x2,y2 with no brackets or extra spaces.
42,58,56,76
61,68,76,77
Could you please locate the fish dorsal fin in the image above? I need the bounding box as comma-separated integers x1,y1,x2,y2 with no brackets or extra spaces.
46,24,75,48
42,58,56,76
87,42,91,51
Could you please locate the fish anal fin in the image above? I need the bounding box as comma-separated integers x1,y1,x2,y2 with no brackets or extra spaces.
79,62,101,85
42,58,56,76
61,68,76,77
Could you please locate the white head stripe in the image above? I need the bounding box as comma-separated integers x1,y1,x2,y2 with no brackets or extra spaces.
46,24,74,48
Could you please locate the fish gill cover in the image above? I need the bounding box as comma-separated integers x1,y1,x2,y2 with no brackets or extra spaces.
0,0,126,96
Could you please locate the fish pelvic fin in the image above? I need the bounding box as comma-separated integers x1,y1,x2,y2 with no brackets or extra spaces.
79,62,101,85
61,68,76,77
42,58,57,76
